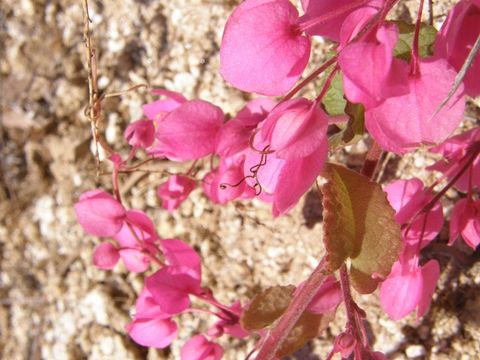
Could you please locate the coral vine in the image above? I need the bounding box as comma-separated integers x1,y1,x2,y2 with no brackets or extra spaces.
77,0,480,358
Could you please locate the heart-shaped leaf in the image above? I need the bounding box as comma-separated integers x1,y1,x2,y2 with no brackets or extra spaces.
275,311,323,358
241,285,295,331
321,163,401,293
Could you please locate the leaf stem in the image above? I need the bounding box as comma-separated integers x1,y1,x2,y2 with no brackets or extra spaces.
255,258,327,360
361,141,383,179
410,0,425,76
283,56,337,102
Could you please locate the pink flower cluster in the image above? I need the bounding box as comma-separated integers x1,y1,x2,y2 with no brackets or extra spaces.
73,0,480,357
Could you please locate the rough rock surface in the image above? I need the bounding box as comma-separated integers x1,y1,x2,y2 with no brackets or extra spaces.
0,0,479,359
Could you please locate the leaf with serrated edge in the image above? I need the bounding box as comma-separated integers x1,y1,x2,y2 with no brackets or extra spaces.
275,311,323,358
241,285,295,331
321,163,401,294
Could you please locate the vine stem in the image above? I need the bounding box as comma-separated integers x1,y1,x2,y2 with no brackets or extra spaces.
362,141,383,180
282,56,337,101
413,141,480,220
410,0,425,76
255,258,327,360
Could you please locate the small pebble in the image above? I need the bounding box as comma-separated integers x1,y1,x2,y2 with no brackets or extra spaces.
406,344,426,358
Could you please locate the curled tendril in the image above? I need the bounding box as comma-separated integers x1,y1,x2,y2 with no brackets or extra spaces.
219,146,270,196
248,128,275,154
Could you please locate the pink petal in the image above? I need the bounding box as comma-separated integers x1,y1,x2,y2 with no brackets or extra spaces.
146,266,202,315
151,100,224,161
261,98,329,160
92,242,119,270
215,98,276,157
119,248,150,273
157,175,197,213
114,210,158,248
143,89,187,121
181,335,224,360
385,179,444,245
339,5,378,48
272,137,328,216
435,0,480,97
428,128,480,192
379,261,423,320
366,58,465,154
339,23,409,109
299,0,382,41
461,200,480,249
449,198,468,245
220,0,310,96
417,260,440,319
160,239,202,278
126,317,177,349
134,287,168,319
304,275,342,314
384,178,425,224
124,119,155,149
74,189,126,237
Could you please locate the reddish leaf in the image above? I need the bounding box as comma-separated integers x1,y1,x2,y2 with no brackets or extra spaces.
275,311,323,358
241,285,295,331
321,163,401,293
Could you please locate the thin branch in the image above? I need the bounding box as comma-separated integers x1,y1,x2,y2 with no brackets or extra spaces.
429,34,480,121
255,259,328,360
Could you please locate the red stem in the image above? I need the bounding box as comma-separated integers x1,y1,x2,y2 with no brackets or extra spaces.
361,141,383,179
410,0,425,76
283,56,337,102
255,258,327,360
315,66,340,103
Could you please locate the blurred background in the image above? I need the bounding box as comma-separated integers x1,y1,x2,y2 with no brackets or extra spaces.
1,0,479,359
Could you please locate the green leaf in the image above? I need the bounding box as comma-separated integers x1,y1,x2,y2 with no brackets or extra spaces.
392,20,437,61
322,71,347,116
240,285,295,331
328,103,365,150
321,163,402,294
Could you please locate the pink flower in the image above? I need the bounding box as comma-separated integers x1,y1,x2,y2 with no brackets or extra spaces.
299,0,384,42
202,155,254,205
339,23,409,109
92,242,120,270
435,0,480,97
384,178,444,247
143,89,187,121
157,175,197,213
244,99,328,216
114,210,159,273
150,100,224,161
159,239,202,278
380,259,440,320
365,58,465,154
428,128,480,192
126,288,178,348
146,265,202,315
208,301,249,339
449,198,480,249
180,335,224,360
305,275,342,314
215,98,277,157
124,119,155,149
74,189,126,237
220,0,310,96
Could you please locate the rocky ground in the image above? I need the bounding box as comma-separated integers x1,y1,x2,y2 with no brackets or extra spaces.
1,0,479,359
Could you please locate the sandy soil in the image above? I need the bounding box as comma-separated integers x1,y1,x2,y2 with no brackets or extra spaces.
1,0,479,359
